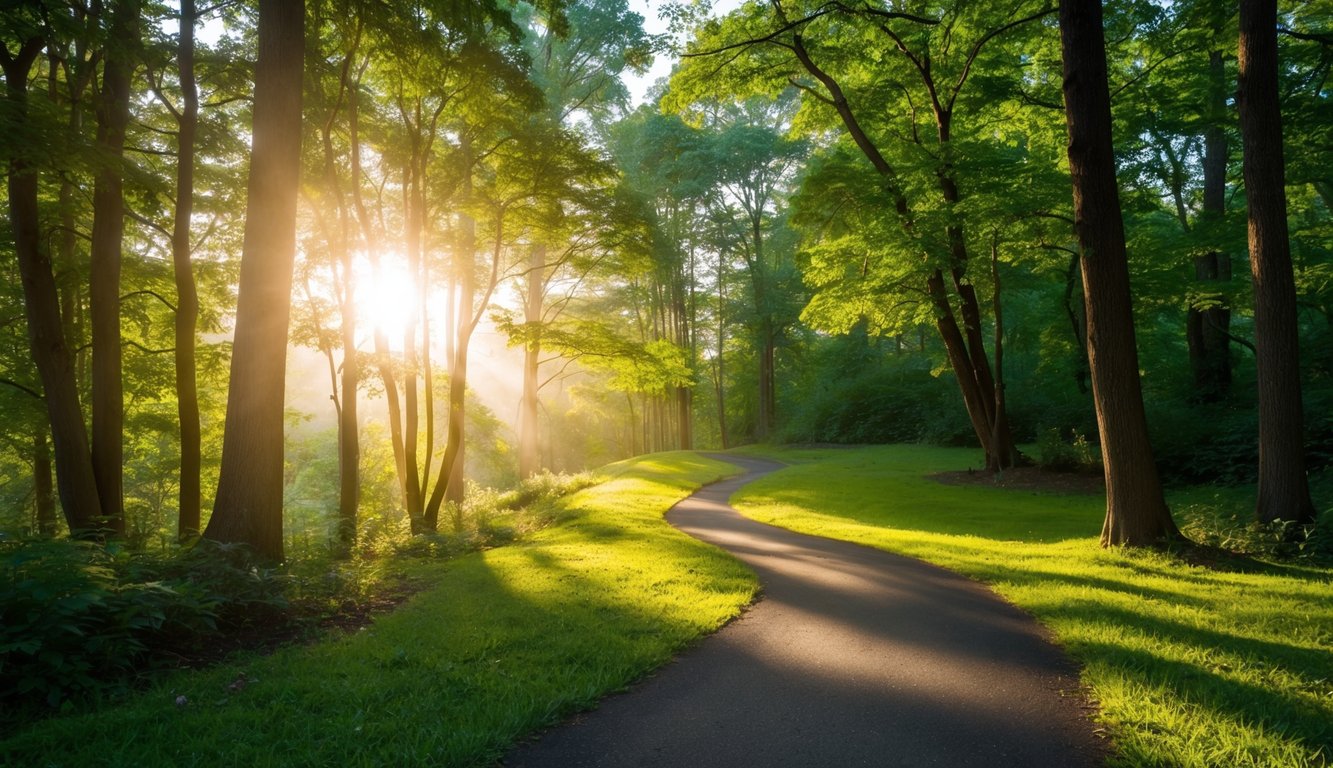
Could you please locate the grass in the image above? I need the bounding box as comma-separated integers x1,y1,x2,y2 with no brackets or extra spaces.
729,445,1333,768
1,452,756,768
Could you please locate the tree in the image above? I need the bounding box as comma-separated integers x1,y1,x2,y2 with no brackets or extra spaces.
1236,0,1316,525
671,0,1048,469
88,0,141,537
170,0,203,540
2,15,103,535
204,0,305,560
515,0,651,476
1059,0,1180,546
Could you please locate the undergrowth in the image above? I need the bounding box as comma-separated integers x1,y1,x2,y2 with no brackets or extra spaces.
0,470,595,729
0,453,753,766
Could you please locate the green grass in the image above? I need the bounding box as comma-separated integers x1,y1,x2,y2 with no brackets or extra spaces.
1,452,756,768
729,445,1333,768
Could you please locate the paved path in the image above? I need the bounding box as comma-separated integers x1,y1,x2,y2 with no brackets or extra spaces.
503,455,1104,767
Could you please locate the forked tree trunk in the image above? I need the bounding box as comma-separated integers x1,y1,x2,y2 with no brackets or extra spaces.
788,31,1017,470
89,0,139,537
1236,0,1316,526
1059,0,1180,547
173,0,202,540
4,37,103,535
204,0,304,561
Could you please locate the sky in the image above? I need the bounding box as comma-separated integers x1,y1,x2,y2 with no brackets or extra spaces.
624,0,744,106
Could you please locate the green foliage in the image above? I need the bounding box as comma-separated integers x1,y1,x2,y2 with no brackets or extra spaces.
0,538,289,718
780,333,968,445
1036,428,1101,473
1,540,179,713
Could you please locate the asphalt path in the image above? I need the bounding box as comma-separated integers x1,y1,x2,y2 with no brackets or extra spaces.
502,454,1105,767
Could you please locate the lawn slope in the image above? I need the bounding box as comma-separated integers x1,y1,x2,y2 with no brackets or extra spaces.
2,452,756,768
731,445,1333,768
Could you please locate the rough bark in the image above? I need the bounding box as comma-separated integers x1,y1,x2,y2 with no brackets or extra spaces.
89,0,139,536
204,0,304,561
1059,0,1179,547
173,0,202,540
4,37,103,534
1237,0,1316,525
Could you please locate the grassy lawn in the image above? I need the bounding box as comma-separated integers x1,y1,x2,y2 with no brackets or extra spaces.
729,445,1333,768
1,452,756,768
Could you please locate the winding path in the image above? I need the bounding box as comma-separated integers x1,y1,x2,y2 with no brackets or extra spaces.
503,455,1104,767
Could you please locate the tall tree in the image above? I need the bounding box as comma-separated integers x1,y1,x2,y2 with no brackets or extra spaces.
170,0,202,540
1060,0,1179,546
204,0,305,560
1236,0,1316,525
671,0,1041,469
2,21,102,534
89,0,141,537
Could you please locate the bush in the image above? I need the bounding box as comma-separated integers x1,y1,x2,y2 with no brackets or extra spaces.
2,541,178,711
1037,428,1101,473
1,538,289,717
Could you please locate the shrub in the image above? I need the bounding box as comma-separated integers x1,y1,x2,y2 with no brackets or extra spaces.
1,539,290,717
1037,428,1101,473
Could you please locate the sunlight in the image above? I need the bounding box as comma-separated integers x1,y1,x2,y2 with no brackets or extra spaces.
355,253,416,345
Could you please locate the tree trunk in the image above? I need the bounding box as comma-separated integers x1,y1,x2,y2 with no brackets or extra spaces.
204,0,305,561
789,31,1015,469
1059,0,1179,547
422,155,477,530
173,0,202,540
402,158,423,523
34,430,56,537
4,38,103,534
1186,47,1233,402
1237,0,1316,525
518,244,544,479
324,41,361,556
89,0,139,537
717,252,728,448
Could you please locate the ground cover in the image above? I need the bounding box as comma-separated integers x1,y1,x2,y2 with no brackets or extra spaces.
730,445,1333,768
1,452,755,767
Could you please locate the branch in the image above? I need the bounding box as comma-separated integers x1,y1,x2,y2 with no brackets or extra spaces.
120,289,178,312
125,208,172,239
123,340,176,355
1279,27,1333,46
834,1,938,27
949,6,1057,111
682,3,838,58
0,378,44,400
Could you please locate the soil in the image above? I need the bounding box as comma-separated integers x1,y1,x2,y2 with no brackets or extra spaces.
929,466,1106,495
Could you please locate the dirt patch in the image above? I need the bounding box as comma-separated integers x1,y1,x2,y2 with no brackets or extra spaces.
930,466,1105,495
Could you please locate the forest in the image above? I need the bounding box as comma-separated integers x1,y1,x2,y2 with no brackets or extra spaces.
1,0,1331,764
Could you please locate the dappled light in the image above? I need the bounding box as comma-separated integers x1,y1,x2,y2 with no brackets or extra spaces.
1,0,1328,765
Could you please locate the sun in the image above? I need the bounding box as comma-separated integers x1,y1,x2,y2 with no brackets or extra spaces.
355,253,416,345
